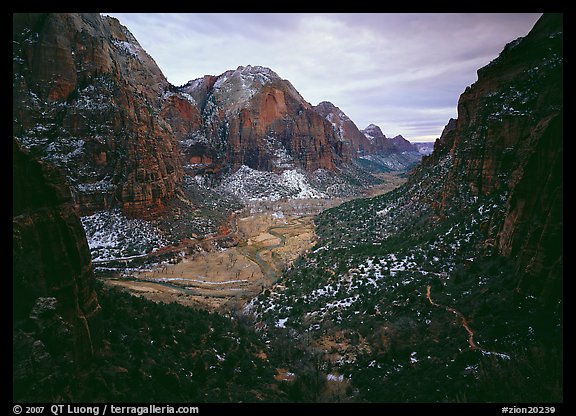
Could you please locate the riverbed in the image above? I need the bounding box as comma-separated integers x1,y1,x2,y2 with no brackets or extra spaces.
103,172,407,311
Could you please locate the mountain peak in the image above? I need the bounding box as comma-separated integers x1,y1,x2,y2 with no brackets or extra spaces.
389,134,417,152
314,101,351,123
216,65,281,88
361,124,385,141
316,100,337,108
236,64,279,77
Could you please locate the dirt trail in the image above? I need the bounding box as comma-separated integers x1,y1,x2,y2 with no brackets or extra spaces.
426,285,511,359
426,285,478,349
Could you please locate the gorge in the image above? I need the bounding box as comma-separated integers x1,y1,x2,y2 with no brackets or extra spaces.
13,13,562,404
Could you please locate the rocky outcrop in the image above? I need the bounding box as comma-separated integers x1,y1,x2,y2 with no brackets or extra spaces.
360,124,419,155
13,13,184,218
360,124,395,153
354,123,422,172
389,135,417,153
413,13,562,304
178,66,349,174
311,103,424,173
13,139,101,399
313,101,372,154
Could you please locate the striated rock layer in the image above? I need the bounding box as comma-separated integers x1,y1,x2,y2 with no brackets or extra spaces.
13,13,184,219
13,139,102,400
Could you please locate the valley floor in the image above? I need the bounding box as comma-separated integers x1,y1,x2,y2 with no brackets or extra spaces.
102,172,407,311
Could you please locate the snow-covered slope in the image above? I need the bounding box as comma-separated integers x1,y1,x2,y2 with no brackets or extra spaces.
217,165,327,201
81,209,168,261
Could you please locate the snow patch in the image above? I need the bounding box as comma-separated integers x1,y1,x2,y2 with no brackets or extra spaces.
111,38,142,60
76,176,114,193
212,65,280,116
81,209,168,261
162,90,197,105
276,318,288,328
218,165,326,201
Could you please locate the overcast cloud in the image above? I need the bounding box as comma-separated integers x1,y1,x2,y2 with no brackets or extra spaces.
105,13,542,141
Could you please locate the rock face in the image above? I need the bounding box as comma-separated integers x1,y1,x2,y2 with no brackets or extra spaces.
360,123,395,153
414,13,563,304
360,123,419,155
13,139,101,400
178,66,349,175
356,123,423,172
389,135,417,153
313,101,372,154
13,13,419,225
13,13,184,219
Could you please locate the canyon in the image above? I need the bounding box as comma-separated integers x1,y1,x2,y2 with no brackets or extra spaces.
13,12,562,403
13,13,421,226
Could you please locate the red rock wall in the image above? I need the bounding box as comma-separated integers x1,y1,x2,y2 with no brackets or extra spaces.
224,89,346,172
13,13,184,219
182,76,350,174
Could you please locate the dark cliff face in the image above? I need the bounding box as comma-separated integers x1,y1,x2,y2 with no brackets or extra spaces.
13,139,101,400
413,13,562,304
13,13,184,219
389,135,417,153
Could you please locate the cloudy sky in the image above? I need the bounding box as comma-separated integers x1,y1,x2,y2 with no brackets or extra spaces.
105,13,542,142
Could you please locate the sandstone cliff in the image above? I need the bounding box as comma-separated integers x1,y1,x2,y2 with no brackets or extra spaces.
13,13,184,218
13,139,101,400
178,65,349,175
413,13,563,304
313,101,372,154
